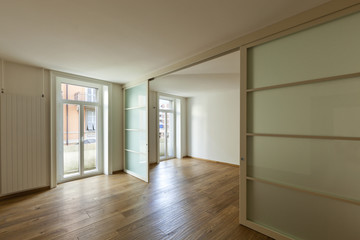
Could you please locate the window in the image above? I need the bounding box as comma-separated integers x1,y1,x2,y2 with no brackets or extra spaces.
159,99,172,110
61,83,98,102
86,88,96,102
85,107,96,131
74,92,80,100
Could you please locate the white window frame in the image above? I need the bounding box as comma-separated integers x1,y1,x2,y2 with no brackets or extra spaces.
50,71,112,186
158,95,176,161
56,78,103,183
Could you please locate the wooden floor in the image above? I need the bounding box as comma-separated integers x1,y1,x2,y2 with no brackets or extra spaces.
0,158,272,240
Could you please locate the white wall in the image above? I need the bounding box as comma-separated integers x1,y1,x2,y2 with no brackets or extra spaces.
187,86,240,165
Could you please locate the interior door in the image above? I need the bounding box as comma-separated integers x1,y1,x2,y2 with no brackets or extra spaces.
124,81,149,182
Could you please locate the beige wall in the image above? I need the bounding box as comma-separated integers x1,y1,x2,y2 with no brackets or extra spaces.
111,83,123,171
2,61,51,97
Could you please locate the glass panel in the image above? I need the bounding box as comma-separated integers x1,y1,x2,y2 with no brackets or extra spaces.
125,130,147,153
124,82,148,181
159,99,172,110
125,151,147,177
61,83,98,102
63,104,80,176
159,112,166,158
248,77,360,137
125,83,147,108
84,106,97,172
247,180,360,240
248,12,360,89
248,136,360,201
167,112,174,157
125,108,146,130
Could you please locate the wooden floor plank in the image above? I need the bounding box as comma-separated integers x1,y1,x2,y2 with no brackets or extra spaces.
0,158,272,240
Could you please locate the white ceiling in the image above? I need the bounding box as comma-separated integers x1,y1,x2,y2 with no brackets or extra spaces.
150,51,240,97
0,0,329,83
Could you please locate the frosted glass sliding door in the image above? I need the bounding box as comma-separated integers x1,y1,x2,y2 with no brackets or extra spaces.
124,82,149,182
241,11,360,240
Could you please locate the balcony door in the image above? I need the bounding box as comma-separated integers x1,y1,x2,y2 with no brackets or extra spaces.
159,98,175,160
56,78,103,183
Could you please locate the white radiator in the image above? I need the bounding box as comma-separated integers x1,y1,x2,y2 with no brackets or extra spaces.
0,94,48,196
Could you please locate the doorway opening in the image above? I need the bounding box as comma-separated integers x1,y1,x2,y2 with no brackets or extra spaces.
150,50,240,167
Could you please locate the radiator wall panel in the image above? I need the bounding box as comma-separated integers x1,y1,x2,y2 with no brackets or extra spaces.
0,94,47,196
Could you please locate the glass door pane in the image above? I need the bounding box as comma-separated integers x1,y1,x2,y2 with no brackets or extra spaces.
57,77,103,184
63,103,80,177
61,83,98,102
166,112,174,158
124,82,149,182
159,112,166,159
84,105,97,172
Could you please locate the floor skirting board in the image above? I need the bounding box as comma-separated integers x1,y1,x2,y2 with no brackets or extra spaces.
184,156,239,168
0,186,50,201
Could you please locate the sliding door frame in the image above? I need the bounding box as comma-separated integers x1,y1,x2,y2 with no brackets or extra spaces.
239,6,360,240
